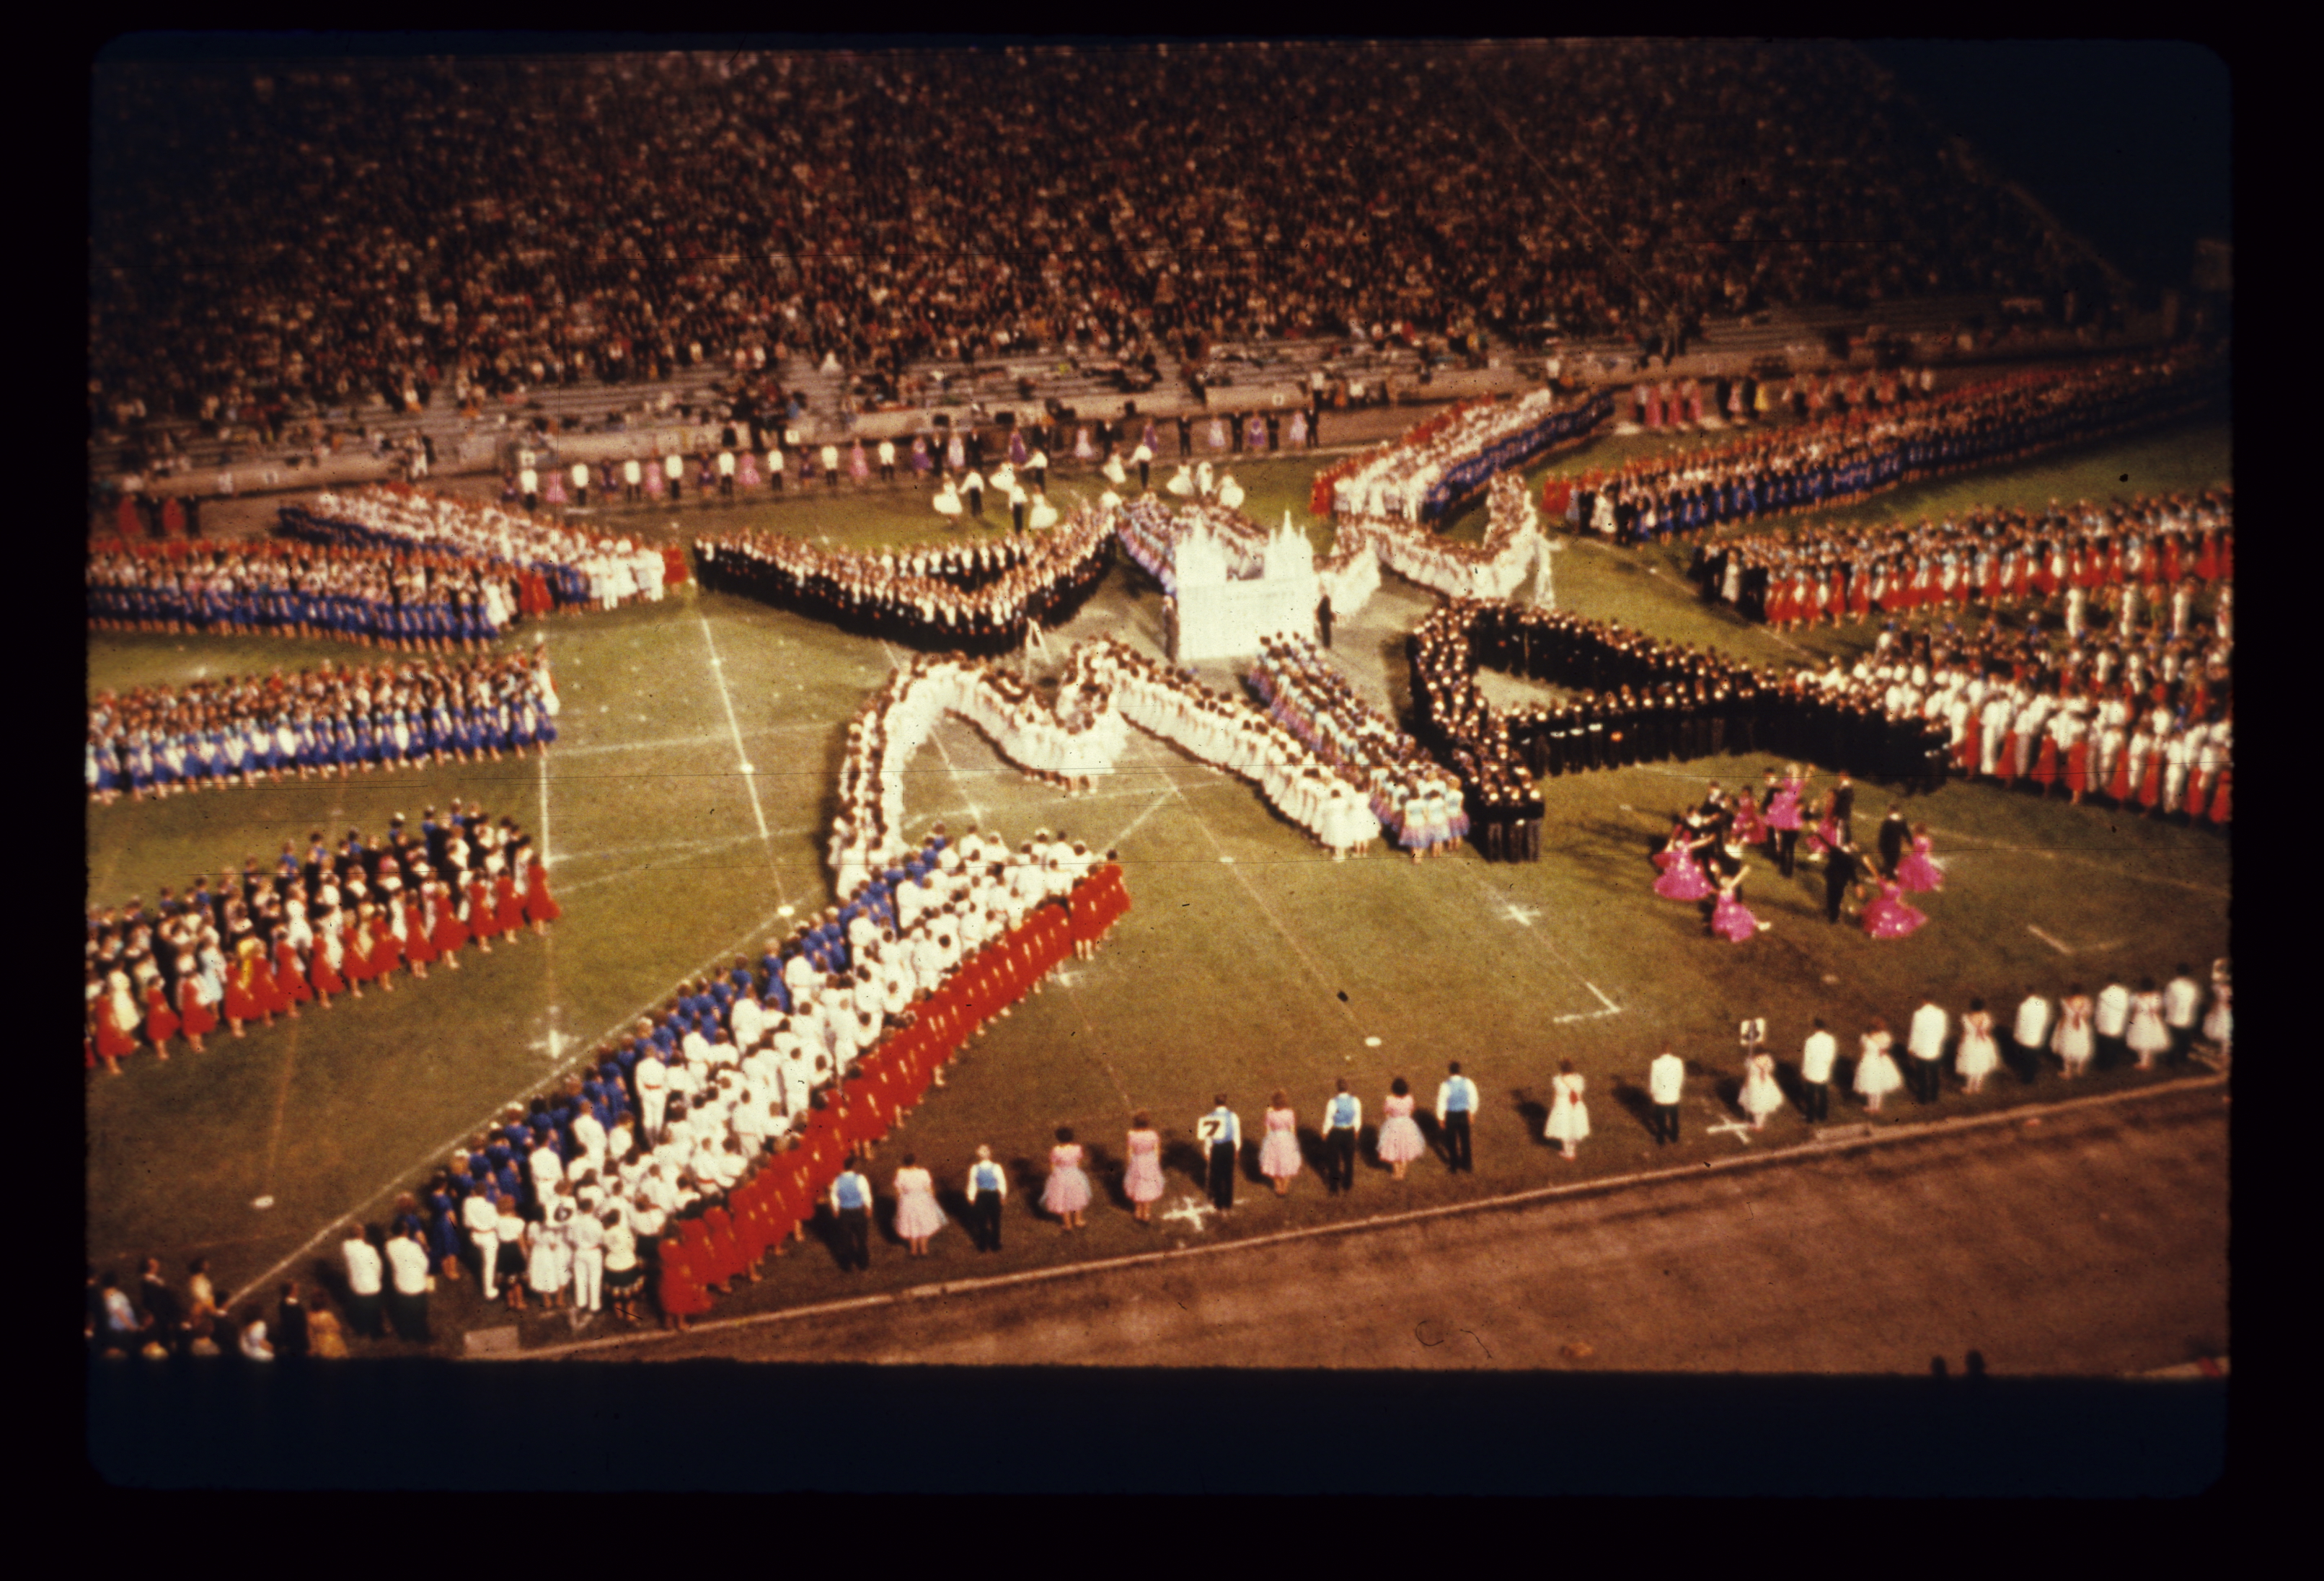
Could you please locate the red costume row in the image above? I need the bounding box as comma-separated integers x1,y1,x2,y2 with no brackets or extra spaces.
652,867,1130,1318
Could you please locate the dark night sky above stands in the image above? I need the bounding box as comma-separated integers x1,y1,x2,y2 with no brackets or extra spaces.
1860,40,2230,288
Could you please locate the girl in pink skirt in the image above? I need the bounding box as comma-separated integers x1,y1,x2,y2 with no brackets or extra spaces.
1123,1112,1164,1223
1862,878,1927,941
891,1153,947,1256
1376,1078,1426,1180
1654,827,1715,902
1041,1127,1092,1230
1710,868,1768,941
1258,1093,1302,1196
1894,825,1944,894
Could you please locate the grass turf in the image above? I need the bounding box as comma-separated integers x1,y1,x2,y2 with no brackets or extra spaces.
84,413,2231,1348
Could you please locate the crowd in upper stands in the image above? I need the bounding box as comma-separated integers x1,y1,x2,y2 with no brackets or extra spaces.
90,41,2100,432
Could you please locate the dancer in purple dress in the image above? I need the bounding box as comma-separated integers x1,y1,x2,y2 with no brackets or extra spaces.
1862,878,1928,941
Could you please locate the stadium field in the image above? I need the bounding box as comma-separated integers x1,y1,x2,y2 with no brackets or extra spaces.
84,410,2231,1349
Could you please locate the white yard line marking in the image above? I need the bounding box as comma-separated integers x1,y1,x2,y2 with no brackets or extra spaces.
224,901,799,1309
1586,980,1620,1013
699,612,788,903
2027,924,2077,956
1162,1194,1215,1232
1503,903,1543,928
554,832,777,868
1550,1007,1625,1026
1706,1116,1757,1145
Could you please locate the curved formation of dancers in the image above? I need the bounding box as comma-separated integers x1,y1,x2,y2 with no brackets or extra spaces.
85,805,558,1074
88,537,525,647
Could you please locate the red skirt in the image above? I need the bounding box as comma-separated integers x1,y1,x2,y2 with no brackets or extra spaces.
2208,770,2231,825
2138,758,2164,809
493,876,526,934
96,1014,138,1061
371,930,405,976
275,944,314,1003
2066,741,2091,796
341,939,379,985
432,907,469,954
143,988,180,1045
252,957,293,1016
467,885,503,938
1997,733,2020,785
657,1249,713,1317
2107,754,2134,803
177,982,218,1037
309,952,347,998
401,924,438,966
525,864,562,925
2031,737,2062,788
223,976,265,1022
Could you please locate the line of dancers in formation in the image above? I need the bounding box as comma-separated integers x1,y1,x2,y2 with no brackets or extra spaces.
1333,470,1547,603
693,504,1114,655
1691,490,2232,636
87,648,559,804
1623,365,1935,435
85,805,558,1075
379,827,1127,1327
1565,351,2223,546
1247,634,1470,860
288,484,689,609
87,536,530,648
1651,772,1935,943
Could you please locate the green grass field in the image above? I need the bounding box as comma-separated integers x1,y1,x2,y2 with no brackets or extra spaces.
86,412,2232,1349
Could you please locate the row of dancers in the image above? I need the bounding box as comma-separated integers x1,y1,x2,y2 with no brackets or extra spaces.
1651,772,1935,943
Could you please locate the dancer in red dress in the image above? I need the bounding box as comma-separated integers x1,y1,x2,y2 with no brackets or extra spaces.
341,909,381,993
464,872,499,953
309,925,348,1003
141,973,180,1059
172,952,215,1048
658,1234,710,1331
273,936,314,1006
521,842,561,931
251,944,296,1020
397,892,436,979
222,939,271,1036
428,880,468,966
94,969,141,1074
492,860,527,938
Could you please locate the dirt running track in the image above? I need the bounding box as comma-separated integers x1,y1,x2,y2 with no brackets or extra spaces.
570,1084,2228,1373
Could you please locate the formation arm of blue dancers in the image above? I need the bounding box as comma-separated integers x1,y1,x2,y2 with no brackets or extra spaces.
1563,351,2224,546
87,648,559,805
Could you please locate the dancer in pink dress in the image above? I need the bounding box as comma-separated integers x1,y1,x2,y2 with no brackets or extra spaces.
1123,1113,1164,1223
1861,878,1927,941
1040,1127,1092,1230
891,1154,947,1256
1653,824,1715,902
1894,824,1944,894
1766,767,1806,877
1376,1078,1426,1180
1710,868,1768,941
1258,1093,1302,1196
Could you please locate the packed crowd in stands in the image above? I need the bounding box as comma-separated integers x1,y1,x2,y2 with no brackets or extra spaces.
84,804,556,1075
285,485,689,608
1566,353,2223,546
1248,635,1468,860
1689,490,2232,635
88,649,559,805
694,503,1114,654
89,41,2099,432
88,537,529,647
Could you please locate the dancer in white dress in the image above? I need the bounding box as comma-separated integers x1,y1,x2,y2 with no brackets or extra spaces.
2051,987,2095,1079
891,1154,947,1256
1376,1078,1426,1179
1853,1020,1903,1112
2124,978,2173,1071
1739,1047,1785,1128
1545,1060,1590,1158
2202,961,2232,1065
1956,998,2000,1094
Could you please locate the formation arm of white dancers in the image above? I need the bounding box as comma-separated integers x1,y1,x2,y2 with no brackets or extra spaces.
1335,472,1547,602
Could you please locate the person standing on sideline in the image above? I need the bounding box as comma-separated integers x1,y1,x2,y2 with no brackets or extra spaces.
2164,965,2204,1067
1198,1095,1242,1215
1799,1019,1837,1123
1906,995,1948,1105
1377,1078,1426,1179
2053,985,2096,1078
2126,977,2173,1071
1545,1060,1590,1158
568,1202,606,1317
1956,998,2000,1093
1648,1043,1685,1143
2093,979,2132,1072
275,1282,310,1360
892,1153,946,1256
1436,1061,1479,1173
622,457,642,504
1740,1040,1784,1129
830,1156,873,1272
340,1223,384,1340
965,1145,1007,1252
384,1224,432,1344
664,452,684,502
1320,1080,1361,1193
2010,989,2052,1084
1123,1113,1165,1223
1258,1092,1302,1197
1042,1127,1092,1231
1854,1019,1903,1113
